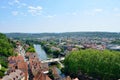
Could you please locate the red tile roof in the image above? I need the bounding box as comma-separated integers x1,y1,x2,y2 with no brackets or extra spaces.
33,71,51,80
17,62,28,80
2,69,25,80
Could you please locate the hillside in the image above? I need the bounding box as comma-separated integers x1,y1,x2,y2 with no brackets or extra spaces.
6,32,120,39
0,33,15,77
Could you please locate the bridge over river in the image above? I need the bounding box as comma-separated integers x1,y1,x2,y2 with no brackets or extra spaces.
41,57,65,63
41,57,65,68
34,44,65,68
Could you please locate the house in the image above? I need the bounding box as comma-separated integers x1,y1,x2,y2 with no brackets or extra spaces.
0,64,1,70
2,69,25,80
51,66,61,80
73,78,79,80
17,62,28,80
51,46,61,52
66,76,71,80
33,71,51,80
7,55,28,80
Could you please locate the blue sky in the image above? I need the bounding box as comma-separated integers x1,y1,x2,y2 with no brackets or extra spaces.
0,0,120,33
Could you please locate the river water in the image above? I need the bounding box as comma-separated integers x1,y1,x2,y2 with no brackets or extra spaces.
34,44,47,60
34,44,65,78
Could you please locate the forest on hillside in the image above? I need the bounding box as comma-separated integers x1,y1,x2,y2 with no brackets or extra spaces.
0,33,15,77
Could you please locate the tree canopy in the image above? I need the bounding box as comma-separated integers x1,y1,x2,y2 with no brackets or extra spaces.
64,49,120,80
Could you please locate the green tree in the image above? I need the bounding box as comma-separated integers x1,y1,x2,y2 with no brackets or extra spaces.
0,33,15,77
26,46,35,52
64,49,120,80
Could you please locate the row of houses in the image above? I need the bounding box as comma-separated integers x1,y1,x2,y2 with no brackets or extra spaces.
26,52,51,80
2,55,28,80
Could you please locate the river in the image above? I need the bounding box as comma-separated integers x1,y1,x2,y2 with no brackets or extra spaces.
34,44,65,78
34,44,47,60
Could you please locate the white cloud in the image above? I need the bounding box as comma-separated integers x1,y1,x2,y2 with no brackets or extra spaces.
28,6,42,11
85,8,103,16
17,3,27,8
8,0,20,5
14,0,20,4
8,0,26,8
47,15,56,18
94,9,103,12
66,12,78,16
85,12,95,16
47,15,54,18
11,11,27,16
12,11,18,16
28,6,43,16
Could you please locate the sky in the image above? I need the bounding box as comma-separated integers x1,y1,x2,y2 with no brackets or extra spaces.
0,0,120,33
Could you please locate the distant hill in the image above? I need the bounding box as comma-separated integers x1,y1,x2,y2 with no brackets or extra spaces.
5,32,120,39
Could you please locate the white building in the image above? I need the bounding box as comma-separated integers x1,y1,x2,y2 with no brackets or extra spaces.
0,64,1,70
